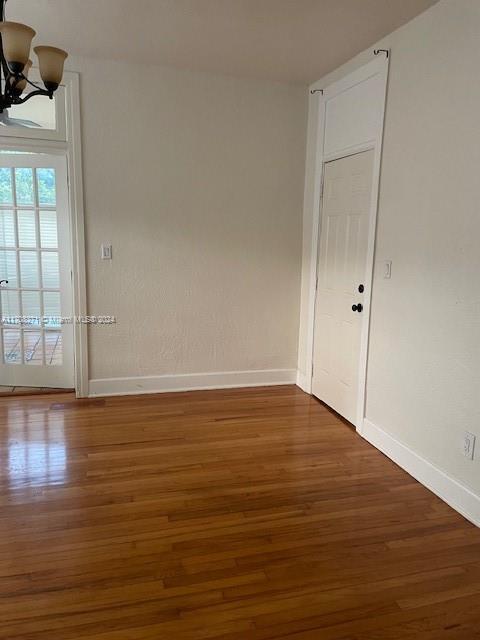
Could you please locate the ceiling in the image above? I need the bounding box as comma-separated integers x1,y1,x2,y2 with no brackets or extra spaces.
9,0,438,85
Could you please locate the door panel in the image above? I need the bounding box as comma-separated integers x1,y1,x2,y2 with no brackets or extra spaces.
0,154,73,388
312,150,374,424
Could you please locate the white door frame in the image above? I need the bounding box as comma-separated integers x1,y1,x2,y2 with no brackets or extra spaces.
0,152,74,386
0,71,88,397
305,53,389,431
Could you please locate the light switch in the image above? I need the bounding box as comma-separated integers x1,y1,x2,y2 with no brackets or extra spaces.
101,244,112,260
383,260,392,279
463,431,476,460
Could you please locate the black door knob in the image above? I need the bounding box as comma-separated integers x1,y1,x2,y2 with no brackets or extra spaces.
352,303,363,313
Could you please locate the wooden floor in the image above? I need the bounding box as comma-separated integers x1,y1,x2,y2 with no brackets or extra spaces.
0,386,71,397
0,385,480,639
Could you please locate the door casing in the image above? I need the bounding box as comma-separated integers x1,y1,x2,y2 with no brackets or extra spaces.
0,71,88,396
303,54,389,431
0,153,74,387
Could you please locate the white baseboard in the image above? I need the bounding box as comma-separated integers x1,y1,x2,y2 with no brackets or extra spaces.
362,419,480,528
296,370,311,393
88,368,297,398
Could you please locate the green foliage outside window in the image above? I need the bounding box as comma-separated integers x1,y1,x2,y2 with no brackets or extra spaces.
0,167,56,206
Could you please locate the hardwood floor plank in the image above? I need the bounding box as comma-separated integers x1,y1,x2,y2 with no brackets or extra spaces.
0,385,479,638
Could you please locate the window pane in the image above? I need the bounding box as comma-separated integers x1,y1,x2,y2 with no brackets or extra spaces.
45,330,62,365
0,210,15,246
3,329,21,364
43,291,61,326
0,250,18,287
39,211,58,248
1,289,20,320
41,252,59,289
24,330,43,365
6,94,57,131
0,168,13,204
20,251,39,288
15,168,34,205
22,290,41,320
17,210,37,247
37,168,56,206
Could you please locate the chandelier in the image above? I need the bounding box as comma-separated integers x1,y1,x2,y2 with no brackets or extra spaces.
0,0,67,113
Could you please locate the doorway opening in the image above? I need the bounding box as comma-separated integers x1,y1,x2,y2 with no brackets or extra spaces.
0,152,74,396
301,55,389,431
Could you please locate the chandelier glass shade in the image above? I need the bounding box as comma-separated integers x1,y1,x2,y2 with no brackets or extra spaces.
0,0,68,112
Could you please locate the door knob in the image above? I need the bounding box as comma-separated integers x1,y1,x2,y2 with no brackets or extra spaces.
0,280,8,286
352,303,363,313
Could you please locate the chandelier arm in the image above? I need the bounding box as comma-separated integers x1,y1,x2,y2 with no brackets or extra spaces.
11,88,52,105
0,0,12,107
0,58,11,110
24,76,45,91
0,0,63,112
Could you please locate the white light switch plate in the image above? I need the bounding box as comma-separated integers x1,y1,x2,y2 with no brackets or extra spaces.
101,244,112,260
463,431,476,460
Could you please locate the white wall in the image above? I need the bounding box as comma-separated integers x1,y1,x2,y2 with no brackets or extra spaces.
67,57,307,384
299,0,480,499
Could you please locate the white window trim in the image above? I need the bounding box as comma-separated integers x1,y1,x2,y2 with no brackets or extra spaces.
0,68,67,142
0,71,88,397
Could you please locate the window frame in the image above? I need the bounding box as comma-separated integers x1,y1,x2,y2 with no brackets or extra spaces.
0,69,67,142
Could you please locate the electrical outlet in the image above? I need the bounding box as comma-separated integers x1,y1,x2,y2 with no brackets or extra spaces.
463,431,476,460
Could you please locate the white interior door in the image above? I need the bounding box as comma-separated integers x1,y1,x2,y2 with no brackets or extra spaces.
0,153,74,388
312,150,374,424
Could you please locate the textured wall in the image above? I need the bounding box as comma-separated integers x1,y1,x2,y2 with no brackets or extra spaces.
299,0,480,496
69,57,307,380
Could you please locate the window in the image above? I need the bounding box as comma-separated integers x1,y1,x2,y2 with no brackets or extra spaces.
0,70,66,142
